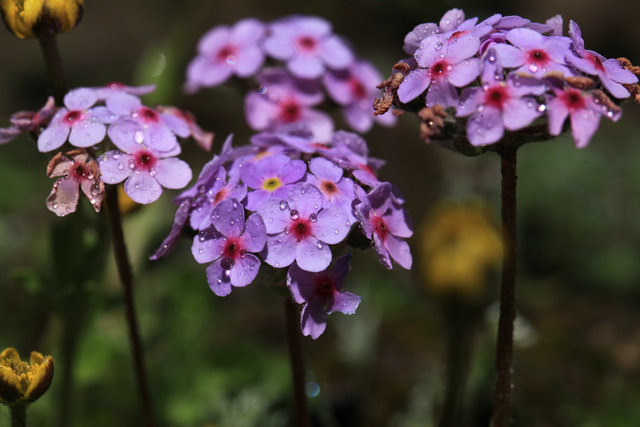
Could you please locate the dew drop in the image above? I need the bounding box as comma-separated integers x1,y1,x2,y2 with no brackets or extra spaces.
435,42,443,50
334,229,339,234
290,209,299,220
528,64,538,73
149,169,156,177
112,153,121,160
198,248,204,254
52,203,58,209
537,104,547,113
309,213,317,222
488,54,497,63
274,262,280,267
225,55,237,65
128,160,136,170
279,200,288,210
134,131,145,143
316,242,323,249
117,162,124,171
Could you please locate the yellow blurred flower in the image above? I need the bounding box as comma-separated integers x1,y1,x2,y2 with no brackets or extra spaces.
0,347,54,405
117,184,142,216
0,0,84,38
419,200,502,299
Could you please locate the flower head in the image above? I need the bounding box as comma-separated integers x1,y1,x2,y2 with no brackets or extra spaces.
1,97,57,145
287,254,361,339
1,0,83,38
0,347,54,405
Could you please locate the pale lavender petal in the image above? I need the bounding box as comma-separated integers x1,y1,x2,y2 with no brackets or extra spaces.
296,237,332,272
384,235,412,269
415,34,448,67
64,88,97,110
161,113,190,138
547,96,570,135
492,43,524,68
235,45,265,77
232,18,265,44
506,28,543,50
98,151,132,184
192,229,225,263
330,291,361,315
150,201,191,260
108,119,144,152
403,23,440,55
426,79,458,108
314,207,349,244
280,159,307,184
571,108,601,148
299,109,334,142
319,36,353,69
38,123,70,152
502,98,541,130
207,260,233,296
344,104,373,133
446,33,480,63
263,232,297,268
264,33,294,60
125,172,163,204
146,123,178,152
92,106,119,124
288,183,323,217
240,213,267,252
372,233,392,269
245,189,272,212
257,197,292,234
106,93,141,116
68,119,106,147
211,198,245,238
288,55,325,79
440,8,465,31
456,87,482,117
397,68,431,103
568,20,585,53
599,74,631,99
198,27,230,54
604,59,638,83
323,70,353,105
385,209,413,238
186,57,234,90
286,262,316,303
245,91,279,130
230,253,260,287
448,58,481,87
310,157,342,182
154,158,192,189
300,303,327,339
466,107,504,146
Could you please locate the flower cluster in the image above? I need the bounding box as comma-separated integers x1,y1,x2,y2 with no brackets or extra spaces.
377,9,640,148
1,83,212,215
152,127,413,338
185,15,397,136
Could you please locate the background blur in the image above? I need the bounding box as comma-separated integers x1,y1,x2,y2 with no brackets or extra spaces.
1,0,640,426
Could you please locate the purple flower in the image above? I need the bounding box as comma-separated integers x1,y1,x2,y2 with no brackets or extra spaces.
185,19,266,93
305,157,357,225
287,254,361,339
189,166,247,230
264,16,353,79
354,183,413,269
456,50,547,146
245,69,333,141
492,28,573,77
106,93,189,152
99,120,192,204
250,124,317,154
547,86,620,148
192,198,267,296
37,88,107,152
240,153,306,211
323,61,396,133
566,20,638,98
258,183,350,272
91,82,156,101
398,33,481,107
1,97,57,145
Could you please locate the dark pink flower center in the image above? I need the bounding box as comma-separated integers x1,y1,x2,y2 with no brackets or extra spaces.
291,218,313,240
133,150,157,171
560,89,586,112
217,45,237,64
297,36,317,52
64,110,84,125
372,215,388,241
213,187,228,205
313,275,336,299
70,162,89,182
349,78,368,99
448,30,468,41
106,81,125,89
138,107,159,123
319,180,339,197
430,61,450,79
485,85,509,109
356,163,376,178
223,238,244,260
279,100,301,122
588,53,605,71
527,49,550,66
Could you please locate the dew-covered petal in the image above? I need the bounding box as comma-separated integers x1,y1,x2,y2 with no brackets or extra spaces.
68,119,106,147
206,260,233,296
64,88,97,111
319,35,353,69
329,291,361,315
446,33,480,63
456,87,482,117
570,108,601,148
288,183,323,217
397,68,431,103
38,123,70,152
466,107,504,146
124,172,163,204
415,34,449,68
46,177,79,216
263,232,297,269
106,93,141,116
161,113,190,138
210,198,245,238
108,119,144,152
492,43,524,68
448,58,481,87
154,158,192,189
98,151,132,184
372,233,393,269
403,22,440,55
314,207,349,244
146,123,178,152
192,228,225,263
310,157,343,182
288,55,325,79
186,57,234,90
506,28,544,50
426,79,458,108
502,98,541,130
300,303,327,339
257,197,293,234
295,237,332,272
240,213,267,252
245,189,272,212
280,158,307,184
230,253,260,287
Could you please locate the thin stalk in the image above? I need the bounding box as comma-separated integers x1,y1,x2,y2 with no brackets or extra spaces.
37,35,67,104
104,186,155,427
491,147,518,427
57,315,81,427
10,403,26,427
284,297,310,427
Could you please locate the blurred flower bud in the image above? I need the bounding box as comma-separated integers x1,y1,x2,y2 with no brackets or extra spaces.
0,347,54,405
0,0,84,39
419,200,502,300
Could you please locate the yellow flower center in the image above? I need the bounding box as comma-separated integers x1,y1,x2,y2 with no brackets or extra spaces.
262,177,282,192
0,347,54,404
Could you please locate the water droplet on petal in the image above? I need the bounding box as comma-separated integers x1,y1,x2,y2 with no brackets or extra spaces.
316,243,323,249
309,213,317,222
528,64,538,73
117,162,124,171
537,104,547,113
290,209,299,220
279,200,288,210
134,131,145,143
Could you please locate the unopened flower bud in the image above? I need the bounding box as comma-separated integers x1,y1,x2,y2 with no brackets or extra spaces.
0,0,84,39
0,347,54,405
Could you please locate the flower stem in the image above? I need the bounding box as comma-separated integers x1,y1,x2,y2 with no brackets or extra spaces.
491,146,518,427
37,35,67,104
10,403,26,427
104,186,155,427
284,297,310,427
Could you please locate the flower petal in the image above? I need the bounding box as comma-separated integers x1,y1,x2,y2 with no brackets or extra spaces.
154,158,192,189
124,172,163,204
295,237,332,272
